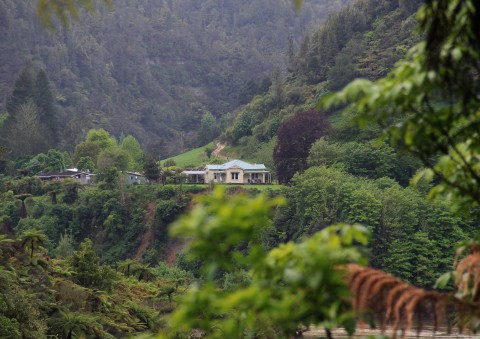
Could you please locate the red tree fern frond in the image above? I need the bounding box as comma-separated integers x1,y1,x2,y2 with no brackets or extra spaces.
345,265,451,339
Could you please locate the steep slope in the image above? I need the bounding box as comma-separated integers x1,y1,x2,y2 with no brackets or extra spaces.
224,0,422,169
0,0,351,156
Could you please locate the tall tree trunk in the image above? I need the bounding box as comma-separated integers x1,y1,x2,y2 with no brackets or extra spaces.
20,200,27,218
51,191,57,204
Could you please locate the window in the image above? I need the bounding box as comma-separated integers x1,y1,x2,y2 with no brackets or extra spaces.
252,173,259,180
231,172,239,180
214,173,217,180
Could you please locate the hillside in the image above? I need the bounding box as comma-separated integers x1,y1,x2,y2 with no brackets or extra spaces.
3,0,480,337
0,0,350,157
223,0,423,176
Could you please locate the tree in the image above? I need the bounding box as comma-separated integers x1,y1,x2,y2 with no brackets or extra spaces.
76,156,95,172
0,235,15,261
327,52,358,91
197,112,218,146
85,128,116,150
96,147,130,172
143,156,160,183
238,80,259,105
117,259,138,277
34,69,58,144
36,0,112,29
273,110,332,184
231,110,255,142
120,135,144,171
20,229,48,260
95,166,119,189
55,231,74,259
15,194,32,218
131,263,153,281
5,101,47,157
44,149,66,172
49,311,101,339
62,182,78,204
5,64,36,117
44,181,61,204
68,239,115,291
204,145,214,159
72,142,101,165
2,65,58,157
167,188,368,338
323,0,480,208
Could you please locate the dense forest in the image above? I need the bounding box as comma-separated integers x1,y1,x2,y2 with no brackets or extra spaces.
0,0,349,157
2,0,480,338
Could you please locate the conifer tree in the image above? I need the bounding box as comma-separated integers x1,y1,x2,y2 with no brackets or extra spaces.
144,155,160,183
34,69,59,144
6,64,36,116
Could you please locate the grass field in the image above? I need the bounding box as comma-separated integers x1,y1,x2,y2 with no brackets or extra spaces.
161,142,214,168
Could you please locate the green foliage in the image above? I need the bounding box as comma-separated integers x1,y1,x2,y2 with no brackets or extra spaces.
2,0,347,157
97,147,130,172
55,231,75,259
72,142,102,165
68,239,116,291
20,229,48,259
232,110,256,142
86,129,116,150
0,315,21,339
18,149,68,175
0,235,15,260
5,176,44,195
120,135,144,171
163,159,176,168
36,0,112,29
1,65,61,157
34,69,59,144
308,138,422,185
0,185,195,338
143,156,160,183
48,310,102,339
197,111,218,146
171,188,283,274
62,182,78,204
152,261,193,282
322,0,480,208
95,166,119,189
167,187,368,337
5,64,36,117
156,186,176,200
76,156,95,172
383,232,440,287
276,165,468,287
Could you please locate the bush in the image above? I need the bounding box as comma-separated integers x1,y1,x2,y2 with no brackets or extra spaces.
156,186,177,200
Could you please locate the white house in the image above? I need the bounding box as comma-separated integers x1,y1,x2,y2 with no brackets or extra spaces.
183,160,271,184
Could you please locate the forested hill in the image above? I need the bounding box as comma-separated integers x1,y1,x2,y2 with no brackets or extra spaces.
223,0,423,167
0,0,350,157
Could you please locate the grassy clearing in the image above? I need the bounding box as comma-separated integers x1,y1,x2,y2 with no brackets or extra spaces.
161,143,214,168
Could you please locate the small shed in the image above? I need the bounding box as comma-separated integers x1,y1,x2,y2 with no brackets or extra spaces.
122,171,148,185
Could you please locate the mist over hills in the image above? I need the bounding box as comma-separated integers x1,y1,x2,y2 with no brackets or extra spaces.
0,0,350,156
